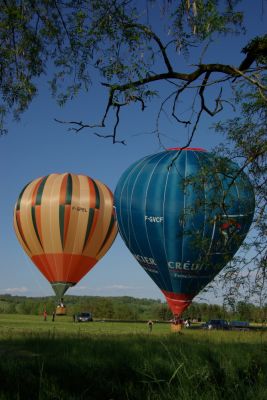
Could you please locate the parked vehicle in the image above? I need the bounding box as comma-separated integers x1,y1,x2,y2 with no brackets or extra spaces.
229,320,249,330
202,319,229,330
77,312,93,322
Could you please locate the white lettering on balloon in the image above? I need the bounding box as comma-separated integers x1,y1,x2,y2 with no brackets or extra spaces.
133,254,159,274
168,261,209,272
134,254,157,266
145,216,164,223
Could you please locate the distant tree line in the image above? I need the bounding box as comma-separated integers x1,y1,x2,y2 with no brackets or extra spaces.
0,294,266,323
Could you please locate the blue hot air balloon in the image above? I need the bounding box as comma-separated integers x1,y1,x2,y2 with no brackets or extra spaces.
114,148,255,316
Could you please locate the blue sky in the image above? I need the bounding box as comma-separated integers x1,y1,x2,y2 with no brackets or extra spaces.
0,1,265,303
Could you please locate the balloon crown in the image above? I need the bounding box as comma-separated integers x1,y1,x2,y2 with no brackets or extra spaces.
167,147,207,152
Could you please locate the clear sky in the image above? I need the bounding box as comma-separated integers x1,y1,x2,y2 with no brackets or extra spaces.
0,1,265,303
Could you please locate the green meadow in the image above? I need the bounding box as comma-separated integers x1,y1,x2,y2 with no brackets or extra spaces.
0,314,266,400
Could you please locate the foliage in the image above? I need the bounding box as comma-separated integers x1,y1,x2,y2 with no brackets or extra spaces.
0,1,266,139
213,77,267,308
0,294,266,322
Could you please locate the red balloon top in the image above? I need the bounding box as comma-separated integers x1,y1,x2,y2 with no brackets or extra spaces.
168,147,207,152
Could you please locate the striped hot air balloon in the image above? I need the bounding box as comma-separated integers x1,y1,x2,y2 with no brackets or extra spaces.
114,148,255,317
14,173,117,302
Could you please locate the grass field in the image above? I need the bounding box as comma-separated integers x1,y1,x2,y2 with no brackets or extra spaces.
0,314,266,400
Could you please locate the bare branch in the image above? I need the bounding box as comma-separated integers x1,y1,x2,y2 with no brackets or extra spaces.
167,106,204,171
125,23,174,73
155,90,176,133
92,131,126,145
53,0,72,46
54,117,126,144
199,71,223,116
172,81,193,125
54,118,104,132
112,105,126,144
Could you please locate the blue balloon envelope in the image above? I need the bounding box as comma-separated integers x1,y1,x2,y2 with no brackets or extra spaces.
114,148,255,316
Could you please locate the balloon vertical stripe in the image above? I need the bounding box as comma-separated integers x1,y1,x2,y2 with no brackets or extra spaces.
36,176,48,205
143,152,172,292
87,177,96,208
83,210,99,254
16,184,29,211
59,174,68,205
59,205,65,247
31,178,43,206
14,211,31,255
65,174,73,204
97,214,115,255
91,179,100,209
31,206,43,249
82,208,95,251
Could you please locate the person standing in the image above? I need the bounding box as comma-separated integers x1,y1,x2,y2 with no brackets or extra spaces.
147,320,153,333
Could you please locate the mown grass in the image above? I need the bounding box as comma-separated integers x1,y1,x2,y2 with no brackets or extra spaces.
0,314,266,400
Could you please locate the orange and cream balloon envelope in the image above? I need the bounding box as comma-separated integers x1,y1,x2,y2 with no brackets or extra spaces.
14,173,118,298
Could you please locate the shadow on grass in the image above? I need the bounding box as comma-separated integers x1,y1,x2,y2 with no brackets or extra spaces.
0,334,266,400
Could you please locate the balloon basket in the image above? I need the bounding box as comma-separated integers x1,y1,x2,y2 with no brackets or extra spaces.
56,306,67,316
171,323,183,333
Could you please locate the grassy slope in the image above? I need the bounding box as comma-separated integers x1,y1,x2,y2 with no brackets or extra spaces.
0,314,266,400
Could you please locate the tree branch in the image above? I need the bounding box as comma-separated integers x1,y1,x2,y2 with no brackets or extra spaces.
53,0,72,46
124,23,174,73
172,81,193,125
199,71,223,116
102,63,241,94
54,118,104,132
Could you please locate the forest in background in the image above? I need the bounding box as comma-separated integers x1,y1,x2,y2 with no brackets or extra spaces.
0,294,266,323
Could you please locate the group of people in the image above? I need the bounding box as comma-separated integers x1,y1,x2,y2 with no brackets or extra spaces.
43,310,56,321
43,299,65,321
147,317,192,333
